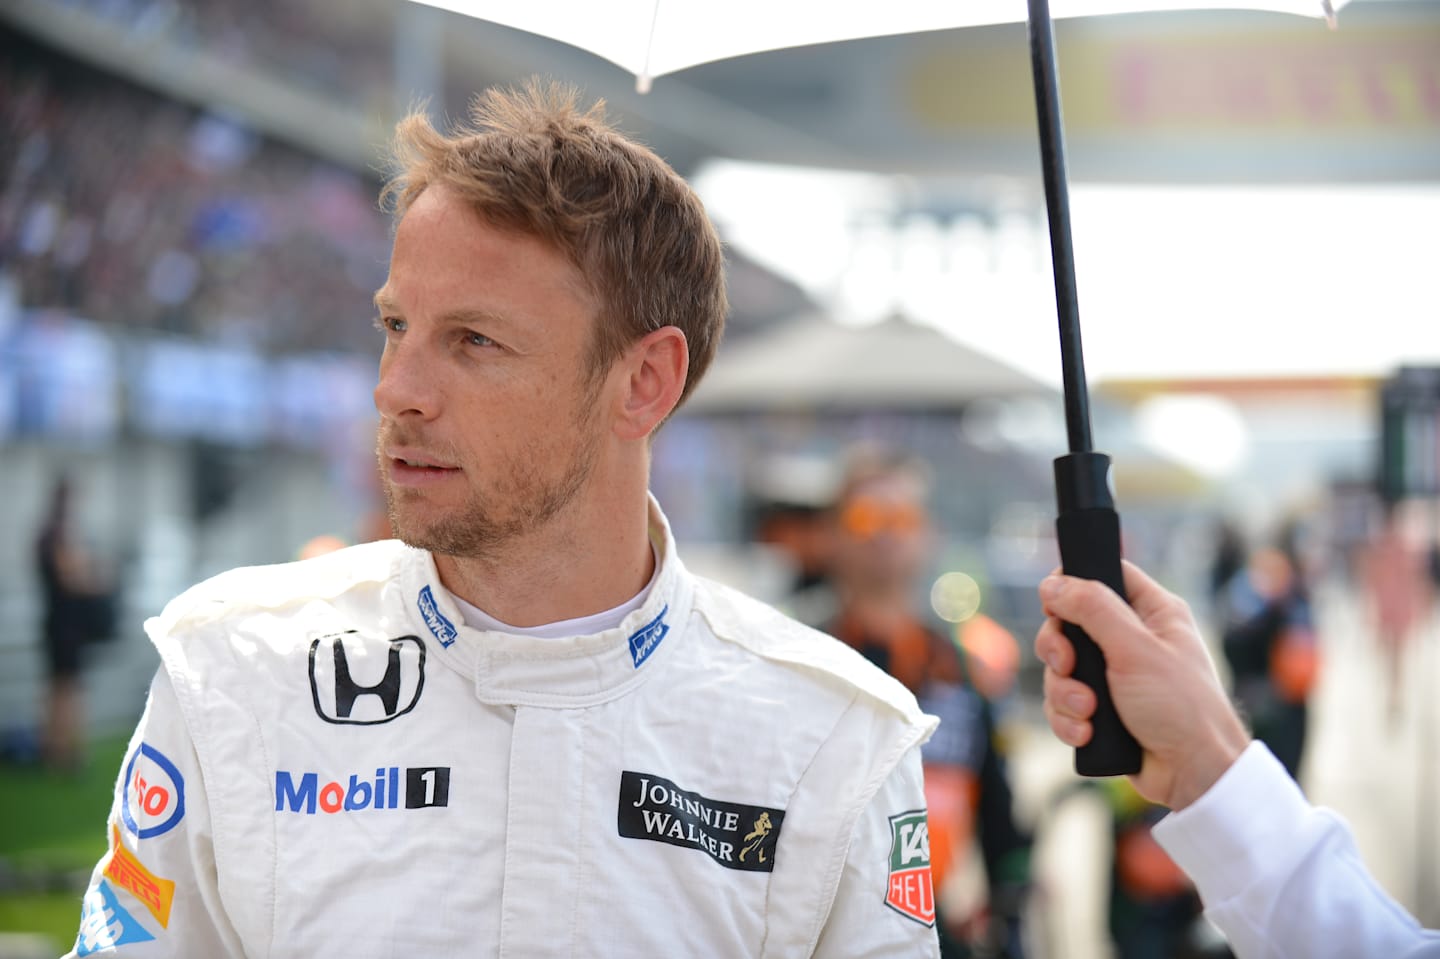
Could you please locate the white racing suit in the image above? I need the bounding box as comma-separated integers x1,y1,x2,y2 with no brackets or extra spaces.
68,503,941,957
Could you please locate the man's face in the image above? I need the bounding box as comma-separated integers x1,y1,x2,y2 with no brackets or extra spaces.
833,473,932,591
373,185,606,557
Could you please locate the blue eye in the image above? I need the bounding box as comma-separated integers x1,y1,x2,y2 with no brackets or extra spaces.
465,331,495,348
374,316,406,334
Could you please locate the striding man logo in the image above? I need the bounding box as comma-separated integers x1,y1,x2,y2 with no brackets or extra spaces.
739,811,773,864
309,632,426,726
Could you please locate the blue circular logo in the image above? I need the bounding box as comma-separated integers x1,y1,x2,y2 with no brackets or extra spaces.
121,742,186,839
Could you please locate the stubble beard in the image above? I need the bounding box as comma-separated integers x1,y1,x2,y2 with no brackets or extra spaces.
379,393,604,560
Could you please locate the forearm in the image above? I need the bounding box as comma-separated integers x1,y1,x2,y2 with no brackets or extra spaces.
1153,742,1440,958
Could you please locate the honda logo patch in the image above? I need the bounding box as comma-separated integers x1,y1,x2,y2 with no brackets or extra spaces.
309,632,425,725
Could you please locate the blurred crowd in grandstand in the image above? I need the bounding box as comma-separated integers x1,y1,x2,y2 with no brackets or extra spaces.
1,27,389,355
51,0,388,107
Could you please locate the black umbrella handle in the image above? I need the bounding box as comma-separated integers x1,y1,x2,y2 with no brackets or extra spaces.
1027,0,1141,777
1054,453,1142,776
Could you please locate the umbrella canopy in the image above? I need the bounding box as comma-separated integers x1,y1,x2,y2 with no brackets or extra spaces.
418,0,1343,90
684,314,1056,414
417,0,1350,778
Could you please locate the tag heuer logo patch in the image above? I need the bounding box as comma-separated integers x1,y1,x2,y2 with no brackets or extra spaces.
617,771,783,872
885,809,935,926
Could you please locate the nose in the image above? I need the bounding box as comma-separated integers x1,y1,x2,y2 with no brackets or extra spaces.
374,339,439,421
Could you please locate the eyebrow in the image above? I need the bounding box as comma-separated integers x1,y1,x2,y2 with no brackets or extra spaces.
373,290,513,329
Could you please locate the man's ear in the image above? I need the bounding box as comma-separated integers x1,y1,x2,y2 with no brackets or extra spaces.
613,326,688,441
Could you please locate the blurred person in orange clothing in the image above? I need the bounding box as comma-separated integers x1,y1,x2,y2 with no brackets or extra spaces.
1361,500,1433,724
822,449,1030,959
1102,778,1226,959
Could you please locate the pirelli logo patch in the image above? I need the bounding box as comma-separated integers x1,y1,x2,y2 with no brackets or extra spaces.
103,826,175,929
886,809,935,926
617,771,783,872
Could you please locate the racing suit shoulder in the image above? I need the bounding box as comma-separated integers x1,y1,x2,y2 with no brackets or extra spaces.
691,574,936,733
147,540,411,643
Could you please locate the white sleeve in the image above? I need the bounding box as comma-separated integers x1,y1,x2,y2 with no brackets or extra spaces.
812,745,942,958
1153,741,1440,959
63,668,244,958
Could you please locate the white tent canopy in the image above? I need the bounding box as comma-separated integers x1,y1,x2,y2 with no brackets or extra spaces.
684,314,1057,413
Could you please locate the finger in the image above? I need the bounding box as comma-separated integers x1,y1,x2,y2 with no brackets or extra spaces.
1034,618,1075,676
1043,698,1093,747
1038,574,1150,664
1043,673,1097,721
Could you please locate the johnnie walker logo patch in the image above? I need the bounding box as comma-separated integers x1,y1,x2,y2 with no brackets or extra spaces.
885,809,936,926
617,771,784,872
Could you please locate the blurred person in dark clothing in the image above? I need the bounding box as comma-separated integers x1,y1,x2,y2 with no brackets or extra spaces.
35,473,113,771
1102,779,1231,959
748,454,841,626
1217,537,1318,781
1207,519,1244,610
823,448,1030,958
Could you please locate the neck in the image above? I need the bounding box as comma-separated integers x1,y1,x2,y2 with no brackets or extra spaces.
433,463,656,628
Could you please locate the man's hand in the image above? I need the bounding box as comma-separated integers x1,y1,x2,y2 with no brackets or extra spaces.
1035,561,1250,810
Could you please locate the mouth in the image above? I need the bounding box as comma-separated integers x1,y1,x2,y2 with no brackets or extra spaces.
384,449,461,485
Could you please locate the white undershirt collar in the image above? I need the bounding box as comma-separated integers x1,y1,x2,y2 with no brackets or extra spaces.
448,548,660,640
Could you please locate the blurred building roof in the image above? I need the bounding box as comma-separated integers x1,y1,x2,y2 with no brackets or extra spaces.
686,313,1057,413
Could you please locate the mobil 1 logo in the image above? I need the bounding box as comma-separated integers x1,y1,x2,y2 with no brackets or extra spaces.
275,765,451,814
309,631,425,725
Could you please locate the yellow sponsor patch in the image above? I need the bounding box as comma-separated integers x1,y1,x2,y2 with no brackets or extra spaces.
104,825,175,928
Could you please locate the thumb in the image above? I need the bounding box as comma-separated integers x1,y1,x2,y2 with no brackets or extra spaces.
1038,574,1148,665
1118,560,1177,623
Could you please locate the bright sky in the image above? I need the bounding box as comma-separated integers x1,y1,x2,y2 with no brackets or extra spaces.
693,161,1440,387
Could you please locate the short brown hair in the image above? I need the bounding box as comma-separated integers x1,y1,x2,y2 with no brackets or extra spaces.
381,79,727,409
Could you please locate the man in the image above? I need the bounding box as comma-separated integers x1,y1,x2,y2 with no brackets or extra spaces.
1217,541,1315,779
68,82,940,957
1036,562,1440,958
820,450,1029,958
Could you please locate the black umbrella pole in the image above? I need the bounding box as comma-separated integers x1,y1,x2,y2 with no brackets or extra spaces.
1026,0,1141,777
